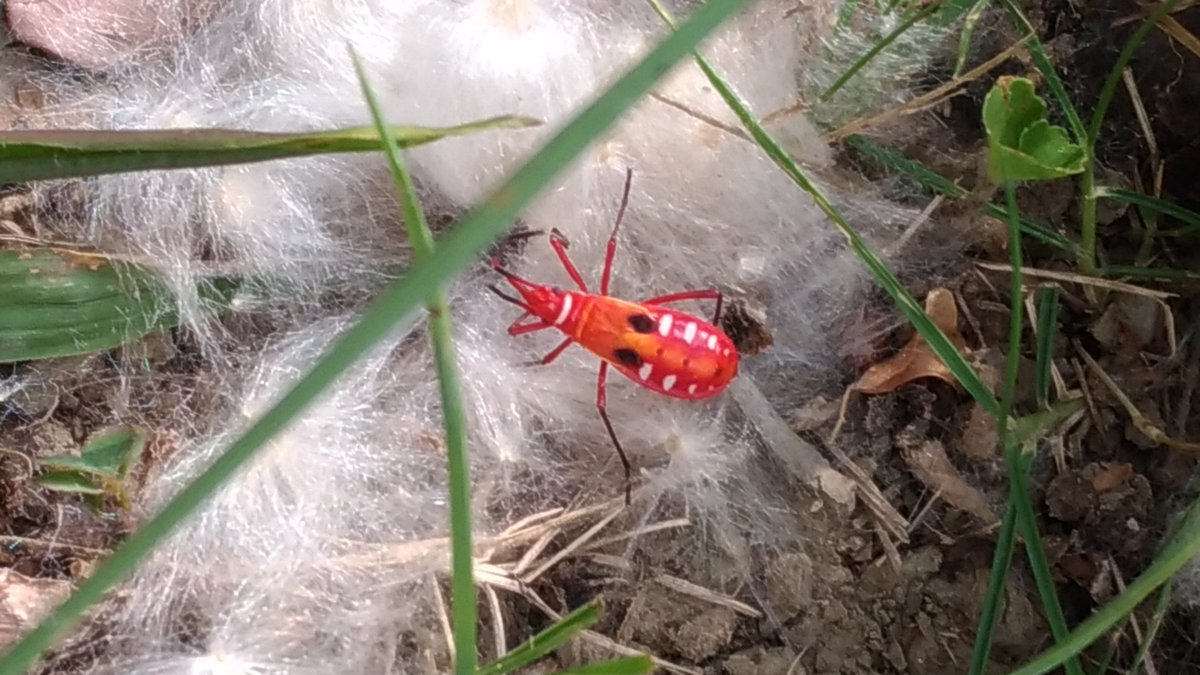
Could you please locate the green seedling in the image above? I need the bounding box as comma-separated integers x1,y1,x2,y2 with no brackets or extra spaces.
37,427,146,512
983,76,1085,183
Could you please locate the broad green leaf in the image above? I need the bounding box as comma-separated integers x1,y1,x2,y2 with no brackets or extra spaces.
478,601,603,675
983,76,1084,181
0,116,539,184
35,471,104,495
0,249,237,363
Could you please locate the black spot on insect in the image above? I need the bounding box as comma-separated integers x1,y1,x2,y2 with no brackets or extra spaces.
655,347,664,357
628,314,656,334
613,348,642,367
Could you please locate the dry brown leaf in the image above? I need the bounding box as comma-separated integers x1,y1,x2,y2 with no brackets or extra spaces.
0,569,72,652
1090,463,1134,492
900,438,999,526
851,288,968,395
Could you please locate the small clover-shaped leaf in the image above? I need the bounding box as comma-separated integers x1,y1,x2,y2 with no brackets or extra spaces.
984,76,1085,182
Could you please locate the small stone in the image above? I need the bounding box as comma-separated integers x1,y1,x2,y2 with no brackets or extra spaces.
6,0,219,70
671,606,738,662
764,552,814,621
723,646,801,675
0,568,72,651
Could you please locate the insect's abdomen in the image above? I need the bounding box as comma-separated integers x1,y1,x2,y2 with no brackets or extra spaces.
573,298,739,401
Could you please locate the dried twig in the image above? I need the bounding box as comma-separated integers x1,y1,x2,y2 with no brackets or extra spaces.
976,261,1176,299
654,574,763,618
825,38,1029,141
1077,342,1200,451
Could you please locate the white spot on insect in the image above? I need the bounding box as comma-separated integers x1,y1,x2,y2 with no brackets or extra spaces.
687,384,697,394
707,384,715,391
723,348,730,356
662,375,677,391
658,313,673,337
707,335,718,350
554,293,573,326
683,322,697,344
639,363,653,380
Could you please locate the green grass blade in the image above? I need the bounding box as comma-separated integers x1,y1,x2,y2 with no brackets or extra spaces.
478,601,603,675
933,0,985,25
1011,495,1200,675
997,174,1082,675
1093,186,1200,230
0,3,749,672
0,118,538,183
553,656,654,674
1034,285,1060,409
351,50,478,675
1084,0,1183,148
954,0,992,76
843,134,1077,252
967,501,1018,675
647,0,1000,417
1098,265,1200,281
1077,0,1185,276
820,1,942,101
1127,583,1171,675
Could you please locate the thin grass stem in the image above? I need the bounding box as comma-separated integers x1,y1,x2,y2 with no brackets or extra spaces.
967,502,1018,675
351,51,477,674
999,174,1084,675
820,1,942,101
1010,496,1200,675
1079,0,1184,276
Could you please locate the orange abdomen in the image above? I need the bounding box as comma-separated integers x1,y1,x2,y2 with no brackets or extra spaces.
566,295,739,400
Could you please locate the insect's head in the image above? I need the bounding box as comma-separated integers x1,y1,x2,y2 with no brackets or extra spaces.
487,258,568,324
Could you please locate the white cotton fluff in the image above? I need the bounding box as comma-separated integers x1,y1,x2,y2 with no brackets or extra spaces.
9,0,958,671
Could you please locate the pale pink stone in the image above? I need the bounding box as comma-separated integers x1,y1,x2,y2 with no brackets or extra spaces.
6,0,218,70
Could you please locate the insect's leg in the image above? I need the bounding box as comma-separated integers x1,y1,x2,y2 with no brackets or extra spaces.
599,167,634,296
548,229,590,293
509,320,552,336
596,361,633,505
532,336,574,365
641,289,724,325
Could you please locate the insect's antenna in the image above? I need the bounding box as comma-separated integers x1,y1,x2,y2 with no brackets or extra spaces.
599,167,634,296
486,283,530,310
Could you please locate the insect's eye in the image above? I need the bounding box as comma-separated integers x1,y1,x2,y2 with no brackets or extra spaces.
613,348,642,367
627,314,655,334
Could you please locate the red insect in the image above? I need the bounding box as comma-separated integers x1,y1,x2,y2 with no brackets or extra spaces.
488,168,740,504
